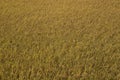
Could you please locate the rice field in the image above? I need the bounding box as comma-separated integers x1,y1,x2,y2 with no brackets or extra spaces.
0,0,120,80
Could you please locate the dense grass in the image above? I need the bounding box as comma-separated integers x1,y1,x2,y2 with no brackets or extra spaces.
0,0,120,80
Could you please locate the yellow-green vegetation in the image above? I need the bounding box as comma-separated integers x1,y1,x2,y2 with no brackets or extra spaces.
0,0,120,80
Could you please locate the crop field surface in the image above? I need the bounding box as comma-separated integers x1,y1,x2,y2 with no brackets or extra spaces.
0,0,120,80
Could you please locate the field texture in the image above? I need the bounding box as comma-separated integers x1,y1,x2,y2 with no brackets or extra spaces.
0,0,120,80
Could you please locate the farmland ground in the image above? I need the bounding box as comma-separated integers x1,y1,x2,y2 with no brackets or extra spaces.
0,0,120,80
